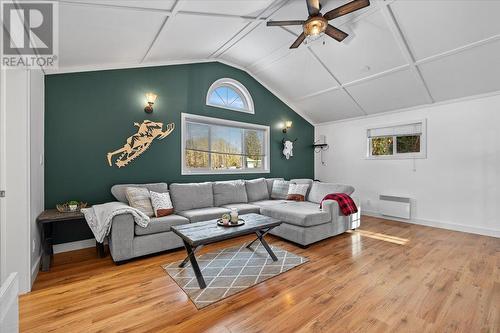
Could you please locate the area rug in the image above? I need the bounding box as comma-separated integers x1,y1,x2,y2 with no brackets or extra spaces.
162,242,308,309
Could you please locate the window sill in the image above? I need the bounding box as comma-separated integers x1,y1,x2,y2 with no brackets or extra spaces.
365,154,427,160
181,169,270,176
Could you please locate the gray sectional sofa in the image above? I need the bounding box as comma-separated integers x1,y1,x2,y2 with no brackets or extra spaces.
108,178,359,263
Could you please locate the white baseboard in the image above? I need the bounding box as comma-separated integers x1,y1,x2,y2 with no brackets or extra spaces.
53,238,96,254
362,210,500,238
30,255,41,287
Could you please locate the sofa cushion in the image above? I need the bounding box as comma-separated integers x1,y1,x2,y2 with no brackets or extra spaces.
125,187,154,217
265,178,284,196
169,182,213,212
250,199,290,207
111,182,168,203
178,207,231,223
308,182,355,204
213,180,248,206
260,201,331,227
134,214,189,236
220,203,261,214
245,178,269,202
271,180,290,199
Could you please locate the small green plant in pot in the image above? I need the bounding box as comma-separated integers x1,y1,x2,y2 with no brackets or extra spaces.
68,200,79,211
221,213,230,225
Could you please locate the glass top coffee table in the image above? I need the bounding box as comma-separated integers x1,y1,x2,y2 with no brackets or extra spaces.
171,213,282,289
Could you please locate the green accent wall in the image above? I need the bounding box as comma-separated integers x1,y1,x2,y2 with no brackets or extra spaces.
45,61,314,244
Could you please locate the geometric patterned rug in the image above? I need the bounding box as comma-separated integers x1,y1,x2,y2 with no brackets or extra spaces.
162,242,308,309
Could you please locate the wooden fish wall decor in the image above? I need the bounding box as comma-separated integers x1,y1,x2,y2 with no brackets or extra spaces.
107,120,175,168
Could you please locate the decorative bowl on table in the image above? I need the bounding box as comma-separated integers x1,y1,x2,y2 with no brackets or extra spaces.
217,213,245,227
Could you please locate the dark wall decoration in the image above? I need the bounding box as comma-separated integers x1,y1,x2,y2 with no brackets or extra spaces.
45,61,314,244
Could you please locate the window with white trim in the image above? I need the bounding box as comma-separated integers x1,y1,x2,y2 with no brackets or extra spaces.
206,78,254,114
367,120,427,159
181,113,269,174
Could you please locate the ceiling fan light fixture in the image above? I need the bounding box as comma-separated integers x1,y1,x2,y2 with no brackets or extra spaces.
303,16,327,36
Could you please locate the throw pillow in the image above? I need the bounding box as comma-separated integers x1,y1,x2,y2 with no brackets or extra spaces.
271,180,290,199
286,183,309,201
125,187,154,217
150,191,174,217
245,178,269,201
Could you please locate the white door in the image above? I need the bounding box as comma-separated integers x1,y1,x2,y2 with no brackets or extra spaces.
0,65,20,333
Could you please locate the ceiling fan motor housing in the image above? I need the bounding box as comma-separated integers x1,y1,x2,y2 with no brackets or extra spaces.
303,16,328,36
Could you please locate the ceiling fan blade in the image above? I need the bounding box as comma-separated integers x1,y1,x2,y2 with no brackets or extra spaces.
324,0,370,21
306,0,321,16
267,20,305,26
325,24,348,42
290,33,306,49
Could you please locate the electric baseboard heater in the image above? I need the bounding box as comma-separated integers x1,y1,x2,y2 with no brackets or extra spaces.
379,195,411,219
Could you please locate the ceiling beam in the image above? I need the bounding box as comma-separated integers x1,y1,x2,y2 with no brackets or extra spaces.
177,10,264,22
209,0,291,59
140,0,185,63
381,5,434,104
308,47,367,115
57,0,172,14
415,33,500,66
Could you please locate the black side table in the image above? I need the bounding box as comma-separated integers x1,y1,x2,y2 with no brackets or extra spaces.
37,209,106,271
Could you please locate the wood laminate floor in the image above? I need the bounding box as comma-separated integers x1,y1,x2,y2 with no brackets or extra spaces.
20,216,499,332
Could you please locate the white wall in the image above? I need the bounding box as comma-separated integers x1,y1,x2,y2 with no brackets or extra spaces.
315,93,500,237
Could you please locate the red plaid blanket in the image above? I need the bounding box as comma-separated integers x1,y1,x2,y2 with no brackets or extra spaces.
320,193,358,216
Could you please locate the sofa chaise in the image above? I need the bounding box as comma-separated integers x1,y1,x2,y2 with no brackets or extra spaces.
108,178,359,263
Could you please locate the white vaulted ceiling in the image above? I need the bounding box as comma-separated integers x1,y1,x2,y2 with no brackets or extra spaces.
50,0,500,124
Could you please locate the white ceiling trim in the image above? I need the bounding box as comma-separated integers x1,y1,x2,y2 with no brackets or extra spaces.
57,0,172,14
380,5,434,104
315,89,500,127
415,33,500,66
140,0,184,63
307,48,367,115
209,0,290,59
296,63,410,101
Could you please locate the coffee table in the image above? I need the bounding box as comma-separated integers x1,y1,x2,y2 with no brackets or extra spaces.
171,213,281,289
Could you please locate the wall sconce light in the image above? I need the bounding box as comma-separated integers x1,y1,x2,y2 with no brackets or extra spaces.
144,93,157,113
282,121,292,133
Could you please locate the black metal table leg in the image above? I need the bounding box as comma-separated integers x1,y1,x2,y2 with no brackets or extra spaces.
253,228,278,261
246,227,273,249
183,241,206,289
179,245,203,268
41,223,53,272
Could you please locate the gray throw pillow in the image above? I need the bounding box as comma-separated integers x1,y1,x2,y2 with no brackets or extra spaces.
245,178,269,202
213,180,248,206
271,180,290,199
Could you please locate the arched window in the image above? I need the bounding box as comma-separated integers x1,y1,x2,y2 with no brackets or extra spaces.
206,78,254,114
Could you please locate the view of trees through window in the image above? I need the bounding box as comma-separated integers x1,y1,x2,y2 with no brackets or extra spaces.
185,122,265,171
371,135,420,156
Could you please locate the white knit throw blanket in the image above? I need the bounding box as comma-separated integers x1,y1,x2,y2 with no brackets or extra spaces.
81,202,150,243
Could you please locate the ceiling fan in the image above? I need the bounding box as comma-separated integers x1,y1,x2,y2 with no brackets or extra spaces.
267,0,370,48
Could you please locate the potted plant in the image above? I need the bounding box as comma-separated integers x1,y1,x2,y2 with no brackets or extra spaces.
68,200,79,211
221,213,230,226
